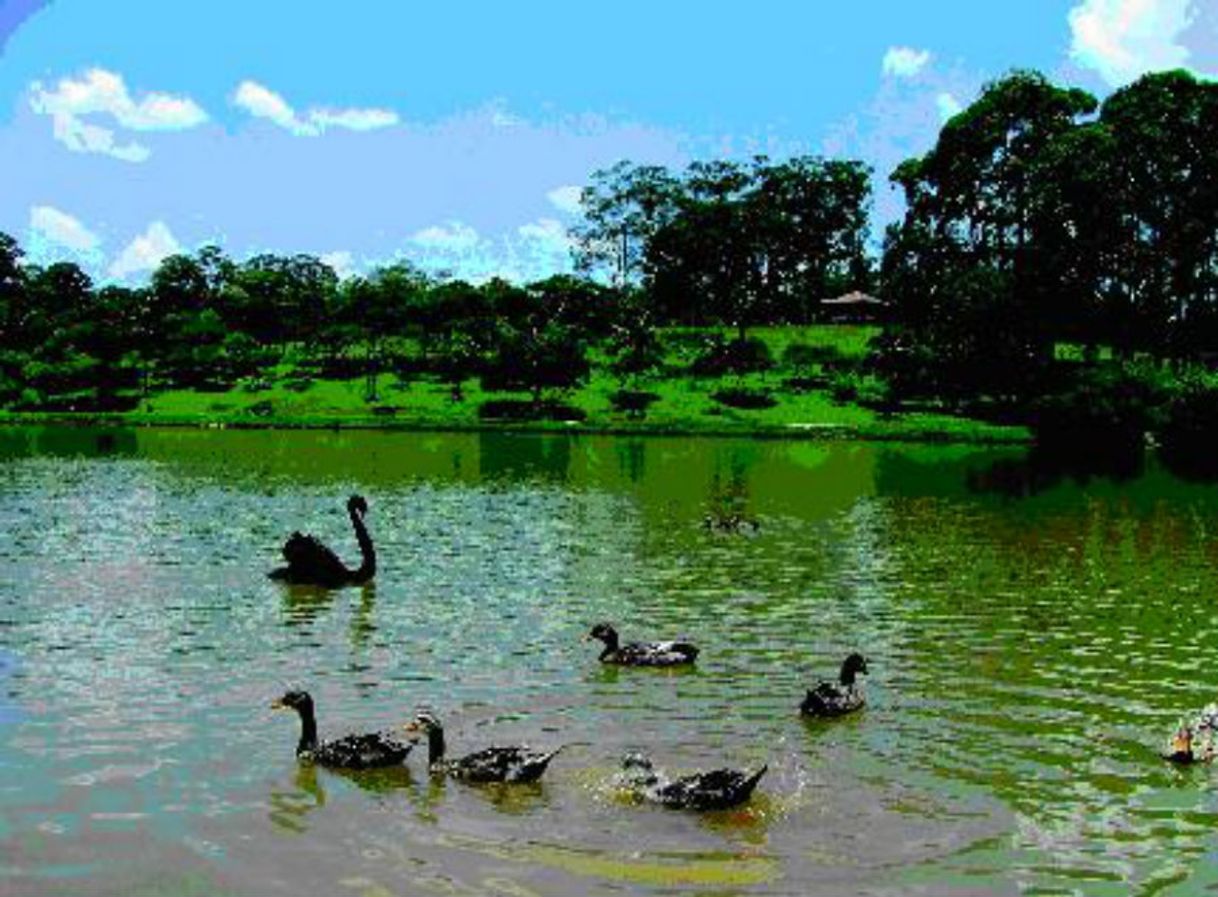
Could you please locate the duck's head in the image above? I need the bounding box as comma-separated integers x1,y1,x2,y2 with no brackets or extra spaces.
840,653,869,685
585,622,618,644
402,710,442,738
271,689,314,714
347,495,369,516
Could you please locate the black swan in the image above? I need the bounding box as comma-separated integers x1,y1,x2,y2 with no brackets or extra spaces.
402,711,561,783
800,652,869,718
584,622,699,667
618,753,767,810
272,690,411,769
269,495,376,587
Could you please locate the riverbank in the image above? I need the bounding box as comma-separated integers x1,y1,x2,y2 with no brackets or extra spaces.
0,372,1029,443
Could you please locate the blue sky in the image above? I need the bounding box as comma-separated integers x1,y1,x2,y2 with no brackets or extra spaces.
2,0,1214,284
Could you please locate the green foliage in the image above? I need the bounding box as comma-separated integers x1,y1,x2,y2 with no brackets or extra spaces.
711,387,777,410
1029,364,1168,454
477,399,587,422
781,342,843,373
481,321,590,402
1158,380,1218,478
608,389,660,418
827,370,892,408
691,335,773,377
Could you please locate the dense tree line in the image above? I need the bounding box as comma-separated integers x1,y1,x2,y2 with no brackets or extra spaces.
0,151,873,412
574,155,872,330
3,65,1216,459
876,68,1218,405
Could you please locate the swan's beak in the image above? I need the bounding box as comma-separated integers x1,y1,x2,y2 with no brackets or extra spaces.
270,699,287,710
581,633,593,642
401,720,422,735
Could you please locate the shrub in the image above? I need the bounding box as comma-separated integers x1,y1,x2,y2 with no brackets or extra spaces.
711,387,777,410
1029,365,1167,458
781,342,843,372
827,370,891,407
691,336,773,376
478,399,587,422
609,390,660,418
1159,383,1218,479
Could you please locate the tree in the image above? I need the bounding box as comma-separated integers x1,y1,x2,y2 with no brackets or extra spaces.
1098,70,1218,359
481,320,590,405
879,70,1101,403
572,161,680,287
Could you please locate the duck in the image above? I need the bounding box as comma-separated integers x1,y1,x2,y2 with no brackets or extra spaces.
800,652,868,718
584,622,699,667
271,689,412,770
269,495,376,588
402,711,561,783
1162,704,1218,764
618,753,767,810
702,512,760,536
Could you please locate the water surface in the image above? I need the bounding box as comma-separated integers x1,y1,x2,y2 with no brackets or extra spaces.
2,426,1217,896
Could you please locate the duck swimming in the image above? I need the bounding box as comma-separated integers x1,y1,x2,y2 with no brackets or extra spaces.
800,652,868,718
618,753,767,810
272,690,411,770
402,711,561,783
269,495,376,588
1162,704,1218,764
585,622,699,667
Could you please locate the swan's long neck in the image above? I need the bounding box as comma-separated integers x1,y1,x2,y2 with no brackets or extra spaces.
295,705,319,756
840,663,856,687
349,507,376,582
426,725,446,767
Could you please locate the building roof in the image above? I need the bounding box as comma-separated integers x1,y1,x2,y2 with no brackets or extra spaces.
820,290,887,306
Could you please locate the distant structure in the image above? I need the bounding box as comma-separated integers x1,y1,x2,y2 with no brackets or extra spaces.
819,290,888,323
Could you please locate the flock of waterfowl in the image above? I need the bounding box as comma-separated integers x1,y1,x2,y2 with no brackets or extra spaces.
267,495,869,810
268,494,1208,813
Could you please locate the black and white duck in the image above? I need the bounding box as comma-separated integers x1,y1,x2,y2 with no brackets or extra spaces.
800,652,868,718
584,622,699,667
272,689,412,770
618,753,767,810
402,711,561,783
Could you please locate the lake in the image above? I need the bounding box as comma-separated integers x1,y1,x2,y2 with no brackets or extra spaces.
1,425,1216,896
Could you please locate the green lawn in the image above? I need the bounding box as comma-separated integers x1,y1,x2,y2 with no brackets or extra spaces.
0,326,1030,443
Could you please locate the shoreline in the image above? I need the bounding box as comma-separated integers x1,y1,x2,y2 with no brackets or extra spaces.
0,410,1032,445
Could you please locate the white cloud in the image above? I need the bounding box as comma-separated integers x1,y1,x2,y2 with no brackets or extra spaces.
546,185,583,216
409,221,482,253
1068,0,1195,86
108,221,181,280
311,108,399,131
29,68,207,161
405,218,574,283
882,46,932,78
320,250,355,278
936,92,964,121
233,80,399,136
29,205,100,252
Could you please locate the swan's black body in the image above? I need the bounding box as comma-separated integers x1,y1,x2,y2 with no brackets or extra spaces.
585,622,699,667
272,690,411,770
404,712,560,783
620,754,766,810
269,495,376,588
800,652,868,718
